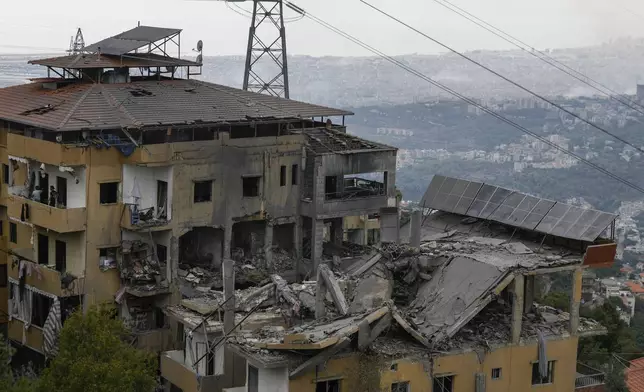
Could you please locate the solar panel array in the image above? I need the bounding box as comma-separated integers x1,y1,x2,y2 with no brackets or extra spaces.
420,175,617,242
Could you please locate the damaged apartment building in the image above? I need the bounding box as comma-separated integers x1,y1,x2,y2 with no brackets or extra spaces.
158,175,617,392
0,25,398,369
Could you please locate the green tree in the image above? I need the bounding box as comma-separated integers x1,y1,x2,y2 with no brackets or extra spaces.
36,306,158,392
605,359,630,392
540,291,570,312
0,336,37,392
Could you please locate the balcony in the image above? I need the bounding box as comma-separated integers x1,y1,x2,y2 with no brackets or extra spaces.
120,204,170,232
8,258,84,297
8,319,44,353
8,133,85,166
575,363,605,391
161,350,219,392
7,195,86,233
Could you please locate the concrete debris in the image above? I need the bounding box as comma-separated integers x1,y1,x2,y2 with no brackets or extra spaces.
119,240,163,287
504,242,534,255
348,269,393,314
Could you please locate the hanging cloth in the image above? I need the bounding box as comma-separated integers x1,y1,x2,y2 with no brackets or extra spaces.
43,297,62,358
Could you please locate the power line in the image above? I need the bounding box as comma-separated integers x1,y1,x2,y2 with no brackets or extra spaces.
428,0,644,115
283,1,644,196
360,0,644,157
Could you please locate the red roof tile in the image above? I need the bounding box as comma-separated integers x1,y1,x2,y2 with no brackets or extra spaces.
627,358,644,392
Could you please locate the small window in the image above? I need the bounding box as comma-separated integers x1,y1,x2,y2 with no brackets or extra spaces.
391,381,410,392
390,363,398,371
0,220,3,236
193,180,212,203
491,368,501,380
31,292,53,328
155,307,166,329
532,361,555,385
99,182,119,204
0,264,7,288
9,222,17,244
433,376,453,392
280,165,286,187
2,163,8,184
316,380,340,392
242,176,260,197
291,164,298,185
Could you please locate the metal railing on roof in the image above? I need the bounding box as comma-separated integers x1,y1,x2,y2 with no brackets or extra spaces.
325,177,385,201
575,363,605,389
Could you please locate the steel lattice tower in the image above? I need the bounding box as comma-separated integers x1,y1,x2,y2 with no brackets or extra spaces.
242,0,290,98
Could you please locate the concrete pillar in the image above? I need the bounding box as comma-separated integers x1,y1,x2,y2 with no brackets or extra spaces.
410,210,422,249
222,258,235,379
570,267,583,335
264,222,274,270
169,235,179,282
223,222,232,260
315,268,327,319
294,217,302,282
511,275,525,344
524,275,535,314
331,218,343,246
311,219,325,275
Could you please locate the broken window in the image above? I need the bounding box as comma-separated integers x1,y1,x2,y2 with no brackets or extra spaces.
433,375,454,392
193,180,212,203
99,247,118,271
390,363,398,371
99,182,119,204
2,163,8,184
0,264,6,288
248,365,259,392
9,222,16,244
157,180,168,218
157,244,168,263
242,176,260,198
37,234,49,265
31,292,53,328
292,164,298,185
391,382,410,392
316,380,340,392
532,361,555,385
154,307,166,329
280,165,286,187
491,368,501,380
55,240,66,273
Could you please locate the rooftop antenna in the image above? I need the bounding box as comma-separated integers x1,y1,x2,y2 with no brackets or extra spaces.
67,28,85,54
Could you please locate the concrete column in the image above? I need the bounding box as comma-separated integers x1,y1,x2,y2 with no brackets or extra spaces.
169,235,179,282
331,218,343,246
223,222,232,260
264,222,274,270
570,267,583,335
511,275,525,344
524,275,535,314
294,217,302,280
222,258,235,379
311,219,325,275
410,210,422,249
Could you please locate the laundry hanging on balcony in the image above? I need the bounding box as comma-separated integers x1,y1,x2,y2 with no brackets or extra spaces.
43,297,62,358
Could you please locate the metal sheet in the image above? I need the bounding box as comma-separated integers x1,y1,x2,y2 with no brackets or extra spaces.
419,175,617,242
85,26,182,55
478,187,512,218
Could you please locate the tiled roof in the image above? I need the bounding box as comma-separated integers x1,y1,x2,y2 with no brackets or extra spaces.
628,358,644,392
29,53,200,69
626,281,644,294
0,79,353,131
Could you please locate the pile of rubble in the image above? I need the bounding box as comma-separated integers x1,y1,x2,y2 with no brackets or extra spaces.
119,240,163,285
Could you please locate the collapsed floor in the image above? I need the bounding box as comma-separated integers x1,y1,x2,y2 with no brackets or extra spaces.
167,210,608,373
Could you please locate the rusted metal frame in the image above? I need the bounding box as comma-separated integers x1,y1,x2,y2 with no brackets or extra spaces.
48,67,66,79
149,33,179,58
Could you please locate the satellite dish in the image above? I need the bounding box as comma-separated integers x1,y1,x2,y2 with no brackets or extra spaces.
196,54,203,65
196,40,203,52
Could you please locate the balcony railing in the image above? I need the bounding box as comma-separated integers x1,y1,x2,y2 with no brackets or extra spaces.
121,204,170,231
325,178,385,201
8,258,84,297
7,195,86,233
575,363,605,389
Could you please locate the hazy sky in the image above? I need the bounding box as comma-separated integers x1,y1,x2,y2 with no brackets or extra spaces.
1,0,644,56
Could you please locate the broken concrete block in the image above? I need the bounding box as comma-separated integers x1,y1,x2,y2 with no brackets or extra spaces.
348,273,393,314
178,269,188,278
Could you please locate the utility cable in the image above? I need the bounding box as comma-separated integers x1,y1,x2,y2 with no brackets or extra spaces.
429,0,644,115
283,1,644,196
360,0,644,157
